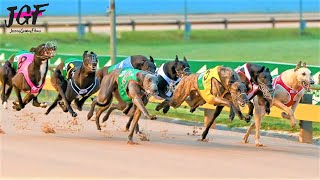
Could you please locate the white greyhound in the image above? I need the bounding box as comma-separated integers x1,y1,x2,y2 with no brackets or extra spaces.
243,61,315,147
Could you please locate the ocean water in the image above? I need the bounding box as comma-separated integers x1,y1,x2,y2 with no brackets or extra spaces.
0,0,319,16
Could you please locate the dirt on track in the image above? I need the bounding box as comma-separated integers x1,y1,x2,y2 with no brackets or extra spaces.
0,102,319,179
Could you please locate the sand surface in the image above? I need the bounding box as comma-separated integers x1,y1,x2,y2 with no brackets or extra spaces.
0,102,319,179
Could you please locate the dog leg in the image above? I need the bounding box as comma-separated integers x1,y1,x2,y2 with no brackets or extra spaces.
242,121,255,144
127,109,142,145
198,105,224,142
246,101,254,120
155,100,167,111
3,86,13,109
45,95,62,115
74,96,89,111
132,96,156,120
95,103,112,131
12,85,24,111
1,78,6,106
243,96,266,146
169,76,193,108
272,99,296,127
102,103,118,123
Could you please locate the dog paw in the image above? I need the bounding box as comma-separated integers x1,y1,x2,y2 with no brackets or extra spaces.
265,108,271,115
197,138,209,142
242,138,249,144
71,112,77,117
40,102,47,108
149,115,157,120
244,115,252,123
3,102,7,109
255,143,266,147
281,112,290,119
127,140,139,145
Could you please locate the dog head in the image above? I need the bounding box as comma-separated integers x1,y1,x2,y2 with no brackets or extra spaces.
30,41,57,60
229,80,249,108
83,51,98,72
137,71,159,97
173,55,191,78
140,56,157,74
294,61,314,92
256,66,273,99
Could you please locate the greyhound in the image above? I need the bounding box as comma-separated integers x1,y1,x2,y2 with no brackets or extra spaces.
196,63,274,142
45,51,100,117
169,66,251,141
101,55,191,133
96,55,157,83
0,42,57,111
87,68,159,144
243,61,315,146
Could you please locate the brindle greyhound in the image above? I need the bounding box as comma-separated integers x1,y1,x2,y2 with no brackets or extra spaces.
243,61,315,146
45,51,100,117
0,42,57,111
196,63,273,142
87,68,159,144
102,55,191,134
169,66,251,140
96,55,157,83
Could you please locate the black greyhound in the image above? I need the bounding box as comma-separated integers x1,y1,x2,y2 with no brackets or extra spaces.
101,55,191,134
96,55,157,83
198,63,273,142
45,51,100,117
0,42,57,110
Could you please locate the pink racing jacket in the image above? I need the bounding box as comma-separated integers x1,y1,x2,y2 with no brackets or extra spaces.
16,53,45,95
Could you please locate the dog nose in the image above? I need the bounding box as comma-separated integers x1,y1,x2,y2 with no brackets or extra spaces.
310,79,315,85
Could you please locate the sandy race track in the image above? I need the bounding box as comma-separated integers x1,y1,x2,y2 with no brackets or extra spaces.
0,102,319,179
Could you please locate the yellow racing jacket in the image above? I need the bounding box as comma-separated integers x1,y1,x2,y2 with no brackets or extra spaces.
197,66,222,104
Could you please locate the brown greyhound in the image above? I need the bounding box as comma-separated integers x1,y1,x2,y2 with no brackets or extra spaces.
87,68,159,144
0,42,57,111
169,66,251,141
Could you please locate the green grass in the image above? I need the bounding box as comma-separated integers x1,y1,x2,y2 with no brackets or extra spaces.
1,28,319,65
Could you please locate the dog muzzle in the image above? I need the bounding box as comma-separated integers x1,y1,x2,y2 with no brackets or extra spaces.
233,93,248,107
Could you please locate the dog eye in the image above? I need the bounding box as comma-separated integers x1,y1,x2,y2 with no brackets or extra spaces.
302,72,306,76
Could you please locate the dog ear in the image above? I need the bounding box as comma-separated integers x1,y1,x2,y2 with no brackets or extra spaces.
183,56,187,62
30,47,36,52
83,51,88,58
136,71,147,83
175,55,179,62
149,56,154,63
294,61,302,71
258,66,265,73
303,62,307,68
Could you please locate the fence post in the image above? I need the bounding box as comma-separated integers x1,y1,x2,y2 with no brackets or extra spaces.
271,17,275,28
204,109,216,128
44,22,48,33
223,18,228,29
177,20,181,30
299,94,313,144
87,21,92,33
131,19,135,31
